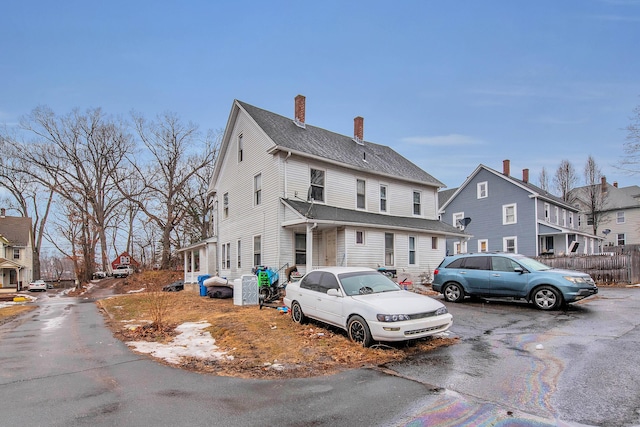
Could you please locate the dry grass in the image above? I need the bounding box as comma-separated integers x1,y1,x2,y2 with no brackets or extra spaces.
0,305,36,325
98,271,458,379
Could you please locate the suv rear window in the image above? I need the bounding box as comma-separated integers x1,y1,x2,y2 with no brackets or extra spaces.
445,258,465,268
462,256,490,270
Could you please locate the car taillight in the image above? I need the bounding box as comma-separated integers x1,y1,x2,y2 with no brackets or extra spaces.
434,269,439,275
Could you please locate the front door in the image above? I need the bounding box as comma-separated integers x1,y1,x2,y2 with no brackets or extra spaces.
325,230,337,266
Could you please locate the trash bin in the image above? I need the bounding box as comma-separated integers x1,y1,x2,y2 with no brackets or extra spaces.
197,274,211,297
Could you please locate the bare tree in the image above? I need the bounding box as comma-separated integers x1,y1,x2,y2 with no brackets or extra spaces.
126,112,218,270
620,103,640,174
9,107,133,281
582,155,609,235
538,166,550,192
0,133,56,280
553,159,578,202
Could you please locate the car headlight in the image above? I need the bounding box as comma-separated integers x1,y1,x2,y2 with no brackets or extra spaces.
435,306,449,316
564,276,587,284
376,314,411,322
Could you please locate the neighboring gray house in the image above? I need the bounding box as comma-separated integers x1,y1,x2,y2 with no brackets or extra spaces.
438,160,601,257
570,178,640,247
180,95,465,286
0,209,34,289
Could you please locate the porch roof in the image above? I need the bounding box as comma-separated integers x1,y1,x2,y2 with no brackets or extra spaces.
282,199,467,237
537,221,603,240
0,257,22,269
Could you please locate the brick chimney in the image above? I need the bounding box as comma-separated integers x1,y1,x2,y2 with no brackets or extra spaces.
503,159,510,176
294,94,306,127
522,168,529,183
353,116,364,144
601,176,607,193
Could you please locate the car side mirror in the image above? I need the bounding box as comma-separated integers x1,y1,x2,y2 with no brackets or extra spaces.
514,267,524,274
327,288,342,297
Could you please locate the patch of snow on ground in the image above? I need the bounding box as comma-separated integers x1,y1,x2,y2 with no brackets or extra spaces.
126,321,233,364
127,288,146,293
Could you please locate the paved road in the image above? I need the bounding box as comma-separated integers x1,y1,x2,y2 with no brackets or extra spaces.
1,287,639,426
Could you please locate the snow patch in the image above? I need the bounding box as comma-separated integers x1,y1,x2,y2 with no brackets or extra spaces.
126,321,233,364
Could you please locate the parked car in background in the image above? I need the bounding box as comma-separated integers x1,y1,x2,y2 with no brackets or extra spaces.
113,265,134,278
283,267,452,346
432,253,598,310
92,271,107,279
28,280,47,292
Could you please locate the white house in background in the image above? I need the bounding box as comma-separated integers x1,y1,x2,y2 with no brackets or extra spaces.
0,209,34,289
180,95,465,286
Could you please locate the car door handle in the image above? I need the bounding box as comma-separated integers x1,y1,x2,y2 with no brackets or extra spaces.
460,271,467,274
492,274,500,277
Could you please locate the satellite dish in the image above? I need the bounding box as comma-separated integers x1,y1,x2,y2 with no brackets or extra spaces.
602,229,611,236
457,217,472,229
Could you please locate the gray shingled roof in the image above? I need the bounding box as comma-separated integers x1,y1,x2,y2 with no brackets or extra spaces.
438,188,457,209
237,100,444,187
572,183,640,211
0,216,32,247
283,199,465,236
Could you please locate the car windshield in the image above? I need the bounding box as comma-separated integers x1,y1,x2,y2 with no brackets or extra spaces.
515,256,552,271
338,271,401,296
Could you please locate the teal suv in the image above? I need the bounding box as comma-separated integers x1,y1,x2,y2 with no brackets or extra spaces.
432,253,598,310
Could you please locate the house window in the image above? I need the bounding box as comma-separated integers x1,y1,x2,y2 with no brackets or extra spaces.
543,236,554,254
431,236,438,250
237,133,243,162
13,248,20,260
355,230,364,245
477,182,488,199
617,233,626,246
554,207,559,224
295,233,306,265
380,185,387,213
587,214,594,226
544,203,550,221
408,236,416,265
223,192,229,218
384,233,394,265
310,168,325,202
254,173,262,206
453,212,464,230
413,191,421,215
503,236,517,253
237,240,242,268
478,239,488,252
503,204,517,225
194,251,200,271
569,212,574,228
253,235,261,266
454,241,467,255
562,209,567,227
356,179,366,209
222,243,230,269
617,211,625,224
578,214,582,227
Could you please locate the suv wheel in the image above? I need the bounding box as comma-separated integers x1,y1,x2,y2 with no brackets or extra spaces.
532,286,562,310
443,282,465,303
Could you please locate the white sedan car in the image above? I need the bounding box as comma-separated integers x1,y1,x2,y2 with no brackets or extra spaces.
28,280,47,292
283,267,453,346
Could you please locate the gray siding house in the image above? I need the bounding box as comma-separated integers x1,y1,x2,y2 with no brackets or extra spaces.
180,95,465,286
439,161,601,257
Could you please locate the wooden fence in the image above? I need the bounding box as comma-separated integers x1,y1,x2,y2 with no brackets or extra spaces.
534,252,640,285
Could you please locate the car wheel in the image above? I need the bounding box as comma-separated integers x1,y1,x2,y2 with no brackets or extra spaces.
532,286,562,310
443,282,465,303
348,315,372,347
291,301,306,324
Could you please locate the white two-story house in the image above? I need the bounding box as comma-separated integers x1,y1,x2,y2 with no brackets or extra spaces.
181,95,465,286
0,209,34,289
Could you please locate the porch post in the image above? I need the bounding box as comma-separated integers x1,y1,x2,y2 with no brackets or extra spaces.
306,223,315,272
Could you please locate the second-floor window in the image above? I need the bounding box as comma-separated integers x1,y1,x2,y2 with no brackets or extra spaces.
503,204,517,225
477,181,488,199
380,185,387,212
310,168,325,202
222,243,231,269
544,203,550,221
562,209,567,227
453,212,464,230
413,191,421,215
223,192,229,218
13,248,20,259
356,179,366,209
254,173,262,206
238,133,243,162
554,207,559,224
569,212,574,228
617,211,625,224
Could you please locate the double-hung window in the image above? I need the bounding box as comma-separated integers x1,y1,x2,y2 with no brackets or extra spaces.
254,174,262,206
253,235,261,266
310,169,325,202
356,179,366,209
413,191,421,215
503,204,517,225
379,185,387,213
223,193,229,218
408,236,416,265
617,211,625,224
384,233,394,265
477,182,488,199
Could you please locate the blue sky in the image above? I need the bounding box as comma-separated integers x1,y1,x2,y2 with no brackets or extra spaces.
2,0,639,190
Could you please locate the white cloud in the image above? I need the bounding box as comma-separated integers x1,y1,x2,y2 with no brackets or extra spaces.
401,134,483,146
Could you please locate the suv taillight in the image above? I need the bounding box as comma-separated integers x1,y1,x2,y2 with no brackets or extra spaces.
434,269,439,275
